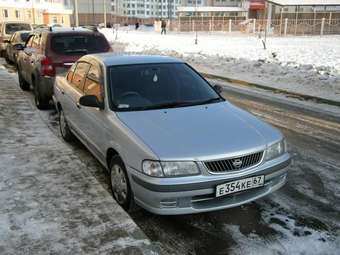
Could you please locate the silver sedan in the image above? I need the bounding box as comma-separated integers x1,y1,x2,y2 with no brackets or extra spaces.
53,54,291,215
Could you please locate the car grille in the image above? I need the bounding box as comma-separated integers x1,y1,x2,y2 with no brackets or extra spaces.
204,151,264,173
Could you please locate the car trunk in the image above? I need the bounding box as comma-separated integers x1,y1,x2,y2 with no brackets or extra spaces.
47,32,110,75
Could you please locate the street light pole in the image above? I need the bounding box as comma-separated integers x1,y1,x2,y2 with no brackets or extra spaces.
195,0,198,44
74,0,79,27
104,0,107,27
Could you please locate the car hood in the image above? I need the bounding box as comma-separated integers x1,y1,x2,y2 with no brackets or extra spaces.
117,102,282,161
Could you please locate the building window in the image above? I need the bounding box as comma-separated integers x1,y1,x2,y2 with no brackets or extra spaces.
15,10,20,18
3,9,8,18
53,16,58,23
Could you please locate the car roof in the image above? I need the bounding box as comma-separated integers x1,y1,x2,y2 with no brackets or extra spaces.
35,27,100,34
14,30,31,34
87,54,184,66
3,21,31,24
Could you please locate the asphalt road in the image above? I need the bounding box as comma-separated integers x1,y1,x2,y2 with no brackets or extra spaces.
3,62,340,255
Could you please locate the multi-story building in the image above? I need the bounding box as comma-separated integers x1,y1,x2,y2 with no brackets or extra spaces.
112,0,182,19
71,0,112,25
112,0,250,19
0,0,72,26
177,0,248,18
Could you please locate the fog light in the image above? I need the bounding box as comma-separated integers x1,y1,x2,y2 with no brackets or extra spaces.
160,199,177,208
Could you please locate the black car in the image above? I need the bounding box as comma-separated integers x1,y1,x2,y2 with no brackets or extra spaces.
5,31,30,64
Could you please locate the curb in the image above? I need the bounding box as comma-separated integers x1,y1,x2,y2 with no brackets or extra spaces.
201,72,340,108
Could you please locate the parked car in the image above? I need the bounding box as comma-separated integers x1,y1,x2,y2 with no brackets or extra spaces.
0,21,32,57
16,27,111,109
5,30,30,64
53,54,291,215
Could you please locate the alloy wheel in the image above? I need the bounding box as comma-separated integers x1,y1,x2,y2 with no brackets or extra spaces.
110,164,128,205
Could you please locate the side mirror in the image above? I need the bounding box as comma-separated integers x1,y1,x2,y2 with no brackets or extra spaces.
213,85,223,94
13,43,24,51
79,95,103,109
3,39,10,43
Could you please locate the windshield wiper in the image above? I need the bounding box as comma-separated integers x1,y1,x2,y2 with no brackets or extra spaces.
137,101,198,110
133,98,223,111
193,97,223,105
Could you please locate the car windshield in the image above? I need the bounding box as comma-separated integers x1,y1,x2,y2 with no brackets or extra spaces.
5,23,31,35
109,63,223,111
51,34,109,55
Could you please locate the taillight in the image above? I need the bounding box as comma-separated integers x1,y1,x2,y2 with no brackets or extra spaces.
40,56,56,77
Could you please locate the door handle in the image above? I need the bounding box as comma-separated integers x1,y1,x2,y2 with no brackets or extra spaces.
76,103,81,109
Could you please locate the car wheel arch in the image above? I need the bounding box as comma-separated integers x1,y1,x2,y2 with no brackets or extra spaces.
106,148,120,170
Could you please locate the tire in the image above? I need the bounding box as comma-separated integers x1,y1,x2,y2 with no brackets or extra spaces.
59,108,74,142
17,67,30,91
109,156,137,211
5,54,11,64
34,78,49,110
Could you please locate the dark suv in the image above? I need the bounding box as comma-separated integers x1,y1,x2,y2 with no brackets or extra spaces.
16,27,111,109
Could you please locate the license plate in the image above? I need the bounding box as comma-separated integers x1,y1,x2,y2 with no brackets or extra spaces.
216,175,264,197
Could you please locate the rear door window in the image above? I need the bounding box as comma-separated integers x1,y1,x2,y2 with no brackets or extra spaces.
50,34,109,55
83,64,104,103
32,34,41,49
71,62,90,92
66,63,76,82
5,23,31,35
25,35,34,47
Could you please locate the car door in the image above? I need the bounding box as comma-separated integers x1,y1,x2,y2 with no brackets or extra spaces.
6,33,15,60
21,35,35,81
62,61,91,137
77,61,108,162
27,33,42,84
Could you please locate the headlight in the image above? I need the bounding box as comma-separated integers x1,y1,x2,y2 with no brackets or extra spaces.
142,160,163,177
265,139,286,161
142,160,200,177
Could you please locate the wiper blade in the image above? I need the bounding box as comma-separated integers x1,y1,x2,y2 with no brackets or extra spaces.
139,101,196,110
64,49,88,54
194,97,223,105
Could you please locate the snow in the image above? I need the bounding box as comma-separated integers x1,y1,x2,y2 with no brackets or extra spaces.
100,28,340,102
225,201,340,255
0,63,158,254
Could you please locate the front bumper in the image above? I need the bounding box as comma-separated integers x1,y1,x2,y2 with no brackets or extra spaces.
129,153,291,215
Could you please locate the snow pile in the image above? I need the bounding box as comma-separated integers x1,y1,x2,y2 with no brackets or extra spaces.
100,28,340,102
225,202,340,255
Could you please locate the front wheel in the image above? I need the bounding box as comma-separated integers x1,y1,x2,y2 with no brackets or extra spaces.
109,156,136,211
17,67,30,91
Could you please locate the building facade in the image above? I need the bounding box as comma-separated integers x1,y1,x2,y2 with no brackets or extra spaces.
71,0,112,25
111,0,249,19
112,0,182,19
0,0,72,26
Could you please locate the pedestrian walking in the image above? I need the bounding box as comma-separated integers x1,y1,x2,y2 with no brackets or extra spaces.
135,22,140,30
161,19,167,35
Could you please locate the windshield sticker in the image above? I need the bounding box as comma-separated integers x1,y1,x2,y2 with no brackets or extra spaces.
118,104,130,109
153,74,158,82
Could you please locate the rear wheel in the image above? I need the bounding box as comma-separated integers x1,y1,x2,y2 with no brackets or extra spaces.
34,78,49,110
59,108,74,142
109,156,137,211
17,67,30,91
